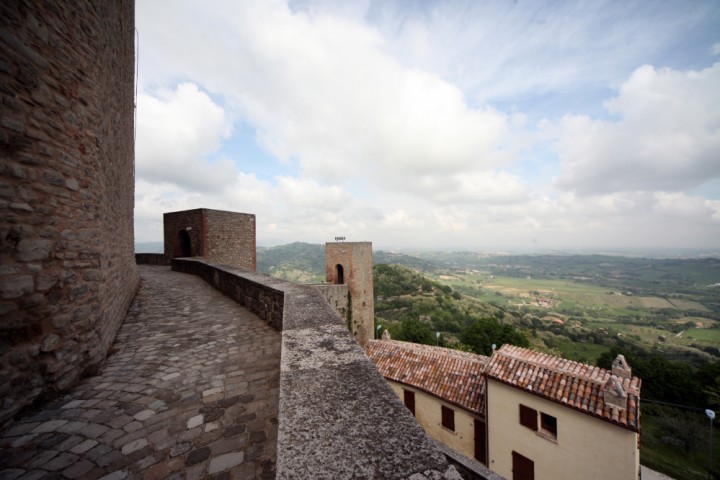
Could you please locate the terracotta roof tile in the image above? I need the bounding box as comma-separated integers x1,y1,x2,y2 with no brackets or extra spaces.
366,340,488,415
485,345,641,432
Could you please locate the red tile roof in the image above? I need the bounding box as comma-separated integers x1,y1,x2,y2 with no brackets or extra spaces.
366,340,488,415
485,345,641,431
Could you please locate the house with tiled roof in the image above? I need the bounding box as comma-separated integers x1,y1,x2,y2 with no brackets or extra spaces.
485,344,641,480
366,339,490,465
367,339,641,480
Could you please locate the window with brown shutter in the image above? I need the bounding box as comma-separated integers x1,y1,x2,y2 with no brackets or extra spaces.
403,390,415,416
519,404,537,431
441,405,455,431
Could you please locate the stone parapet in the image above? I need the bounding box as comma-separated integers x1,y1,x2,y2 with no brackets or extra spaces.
171,258,461,479
135,253,171,266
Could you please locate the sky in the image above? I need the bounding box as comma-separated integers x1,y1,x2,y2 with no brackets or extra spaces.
134,0,720,252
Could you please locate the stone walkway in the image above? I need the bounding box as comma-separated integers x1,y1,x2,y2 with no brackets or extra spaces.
0,266,281,480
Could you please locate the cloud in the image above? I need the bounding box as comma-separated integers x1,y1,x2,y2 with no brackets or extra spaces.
554,63,720,195
135,83,234,192
136,0,513,194
133,1,720,250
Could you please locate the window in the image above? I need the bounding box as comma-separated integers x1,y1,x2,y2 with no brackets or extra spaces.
441,405,455,431
512,451,534,480
519,404,537,431
403,390,415,416
540,412,557,438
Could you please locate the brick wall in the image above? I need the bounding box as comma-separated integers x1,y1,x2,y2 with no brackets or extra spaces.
0,0,138,427
163,209,204,259
164,208,256,271
205,209,255,271
325,242,374,347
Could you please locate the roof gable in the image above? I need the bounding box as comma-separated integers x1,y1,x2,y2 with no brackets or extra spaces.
367,340,488,415
485,345,641,431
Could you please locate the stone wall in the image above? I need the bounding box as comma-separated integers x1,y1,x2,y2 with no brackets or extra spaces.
163,209,204,258
172,258,284,330
163,209,256,271
325,242,374,347
169,258,462,479
135,253,170,266
311,284,349,328
0,0,138,427
205,209,255,271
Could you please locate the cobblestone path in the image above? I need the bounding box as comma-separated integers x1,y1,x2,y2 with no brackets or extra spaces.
0,266,281,480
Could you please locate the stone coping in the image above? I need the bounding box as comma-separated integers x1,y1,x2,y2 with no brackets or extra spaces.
171,258,458,479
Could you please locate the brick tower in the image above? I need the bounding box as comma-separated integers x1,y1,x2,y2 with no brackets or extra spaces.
163,208,256,271
325,242,374,347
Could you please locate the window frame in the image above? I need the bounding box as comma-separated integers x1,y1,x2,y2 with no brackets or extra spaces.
441,405,455,431
403,390,415,416
540,412,558,439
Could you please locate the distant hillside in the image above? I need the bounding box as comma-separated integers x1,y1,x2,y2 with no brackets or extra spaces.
255,242,447,283
373,250,446,274
256,242,325,283
374,263,511,335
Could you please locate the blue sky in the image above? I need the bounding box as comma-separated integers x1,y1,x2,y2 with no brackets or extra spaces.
134,0,720,251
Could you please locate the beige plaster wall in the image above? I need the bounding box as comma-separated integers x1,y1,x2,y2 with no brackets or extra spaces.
487,380,639,480
387,381,484,462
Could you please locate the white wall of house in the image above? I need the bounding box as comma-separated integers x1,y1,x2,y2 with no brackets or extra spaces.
486,379,639,480
387,381,485,462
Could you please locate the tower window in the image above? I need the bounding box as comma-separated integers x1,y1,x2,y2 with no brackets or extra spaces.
336,264,344,284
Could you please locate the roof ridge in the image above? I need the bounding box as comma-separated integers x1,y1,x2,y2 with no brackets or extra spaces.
497,346,608,386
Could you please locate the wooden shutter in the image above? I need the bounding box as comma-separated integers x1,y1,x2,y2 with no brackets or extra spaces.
474,419,487,465
519,404,538,431
403,390,415,416
441,405,455,431
512,451,534,480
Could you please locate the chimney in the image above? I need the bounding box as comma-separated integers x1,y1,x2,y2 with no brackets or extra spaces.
381,329,391,341
603,375,627,409
611,354,632,379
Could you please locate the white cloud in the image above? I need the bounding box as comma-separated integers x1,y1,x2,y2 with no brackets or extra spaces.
136,83,234,192
554,63,720,194
133,1,720,251
136,0,513,193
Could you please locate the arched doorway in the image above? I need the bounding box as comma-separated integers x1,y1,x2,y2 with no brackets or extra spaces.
176,229,192,257
336,264,344,284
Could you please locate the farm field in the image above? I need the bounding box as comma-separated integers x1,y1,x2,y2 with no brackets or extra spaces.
432,269,720,363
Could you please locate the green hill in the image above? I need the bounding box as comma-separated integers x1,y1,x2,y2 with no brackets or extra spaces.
256,242,325,283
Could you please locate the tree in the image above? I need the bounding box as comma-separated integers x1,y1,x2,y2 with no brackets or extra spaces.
460,317,530,355
395,318,436,345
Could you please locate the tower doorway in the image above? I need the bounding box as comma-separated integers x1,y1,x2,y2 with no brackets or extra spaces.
176,230,192,257
336,264,344,284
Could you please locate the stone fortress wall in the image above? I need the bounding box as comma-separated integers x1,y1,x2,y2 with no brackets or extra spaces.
0,0,138,427
163,208,256,271
325,242,374,347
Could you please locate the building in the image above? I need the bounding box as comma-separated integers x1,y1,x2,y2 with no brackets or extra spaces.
485,345,641,480
0,0,138,427
163,208,256,271
367,340,489,465
368,340,641,480
325,241,374,347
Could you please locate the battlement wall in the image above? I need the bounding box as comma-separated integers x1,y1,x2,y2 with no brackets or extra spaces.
171,258,459,479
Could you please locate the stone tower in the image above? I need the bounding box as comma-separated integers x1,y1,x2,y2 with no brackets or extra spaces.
0,0,138,427
163,208,256,271
326,242,374,347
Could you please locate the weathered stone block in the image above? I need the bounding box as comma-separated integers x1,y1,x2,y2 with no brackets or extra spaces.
16,238,52,262
0,275,33,299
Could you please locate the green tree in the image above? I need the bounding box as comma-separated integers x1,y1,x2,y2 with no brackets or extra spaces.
395,318,436,345
460,317,529,355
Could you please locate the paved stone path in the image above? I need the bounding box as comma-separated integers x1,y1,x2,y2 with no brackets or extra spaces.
0,266,281,480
